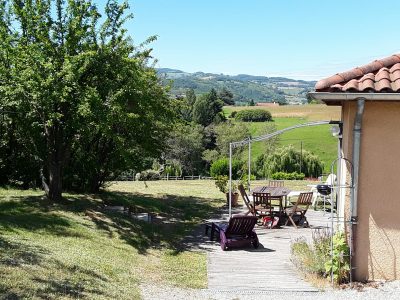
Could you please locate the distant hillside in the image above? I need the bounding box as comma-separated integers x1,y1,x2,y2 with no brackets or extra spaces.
157,68,316,105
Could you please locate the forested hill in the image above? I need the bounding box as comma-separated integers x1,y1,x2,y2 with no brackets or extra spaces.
157,68,316,105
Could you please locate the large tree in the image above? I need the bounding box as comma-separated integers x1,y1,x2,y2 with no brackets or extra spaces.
192,88,224,126
0,0,172,199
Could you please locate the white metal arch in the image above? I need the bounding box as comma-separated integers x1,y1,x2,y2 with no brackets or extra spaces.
228,120,332,217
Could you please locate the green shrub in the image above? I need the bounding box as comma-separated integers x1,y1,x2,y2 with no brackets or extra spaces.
214,175,238,194
271,172,305,180
291,230,350,285
262,146,324,178
229,111,237,118
164,161,183,177
135,170,161,181
324,232,350,285
210,158,243,179
239,174,257,190
234,109,272,122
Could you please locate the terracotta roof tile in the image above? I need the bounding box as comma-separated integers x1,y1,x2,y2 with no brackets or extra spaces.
315,54,400,92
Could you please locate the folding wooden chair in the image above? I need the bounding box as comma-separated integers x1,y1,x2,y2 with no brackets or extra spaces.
268,180,285,187
238,185,270,218
284,192,313,228
252,192,273,216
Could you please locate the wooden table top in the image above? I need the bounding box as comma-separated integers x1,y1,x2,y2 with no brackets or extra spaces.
252,186,291,197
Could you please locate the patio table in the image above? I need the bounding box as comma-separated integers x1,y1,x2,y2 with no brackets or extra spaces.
252,186,292,219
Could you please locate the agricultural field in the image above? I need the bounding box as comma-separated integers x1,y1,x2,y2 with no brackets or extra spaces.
224,104,341,173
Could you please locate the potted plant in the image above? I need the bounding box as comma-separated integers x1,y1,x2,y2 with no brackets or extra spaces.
214,175,239,207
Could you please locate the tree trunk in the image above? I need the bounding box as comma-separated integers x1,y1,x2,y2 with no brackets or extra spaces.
45,125,65,202
48,159,63,202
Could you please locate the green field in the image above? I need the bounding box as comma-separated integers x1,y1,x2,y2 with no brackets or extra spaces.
224,105,341,173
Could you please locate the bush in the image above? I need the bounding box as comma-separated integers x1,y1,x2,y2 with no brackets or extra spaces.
229,111,237,118
291,230,350,285
135,170,161,181
234,109,272,122
214,175,238,194
210,158,243,180
240,174,257,190
262,146,324,178
271,172,305,180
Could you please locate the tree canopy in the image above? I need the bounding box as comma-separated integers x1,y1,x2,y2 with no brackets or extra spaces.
0,0,173,199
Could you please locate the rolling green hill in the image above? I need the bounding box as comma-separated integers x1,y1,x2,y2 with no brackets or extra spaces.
157,68,315,105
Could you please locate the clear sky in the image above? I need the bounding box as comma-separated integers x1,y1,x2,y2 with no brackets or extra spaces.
101,0,400,80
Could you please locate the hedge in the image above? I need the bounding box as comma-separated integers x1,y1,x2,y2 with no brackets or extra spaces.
234,109,272,122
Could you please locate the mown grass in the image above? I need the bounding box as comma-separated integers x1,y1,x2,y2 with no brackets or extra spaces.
0,181,225,299
224,105,341,173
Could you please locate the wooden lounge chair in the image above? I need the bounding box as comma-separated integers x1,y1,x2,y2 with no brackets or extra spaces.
238,184,270,218
284,192,313,228
215,215,259,251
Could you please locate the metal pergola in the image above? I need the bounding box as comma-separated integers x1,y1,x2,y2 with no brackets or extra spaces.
228,120,333,217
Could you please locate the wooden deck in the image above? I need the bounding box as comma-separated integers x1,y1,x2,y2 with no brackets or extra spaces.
203,208,332,292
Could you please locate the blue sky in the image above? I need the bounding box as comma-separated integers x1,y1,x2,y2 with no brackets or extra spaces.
100,0,400,80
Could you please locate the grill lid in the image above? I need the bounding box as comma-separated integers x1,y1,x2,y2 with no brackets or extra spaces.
316,184,332,196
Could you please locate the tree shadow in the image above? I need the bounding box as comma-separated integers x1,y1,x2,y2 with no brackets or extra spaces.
0,236,48,267
0,188,221,255
31,260,107,299
85,190,220,254
0,196,86,238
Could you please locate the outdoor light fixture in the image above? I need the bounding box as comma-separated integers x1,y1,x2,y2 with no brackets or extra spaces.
329,121,343,137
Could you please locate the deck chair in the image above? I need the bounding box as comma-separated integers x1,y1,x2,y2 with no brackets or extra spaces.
238,184,270,218
215,215,259,251
284,192,313,228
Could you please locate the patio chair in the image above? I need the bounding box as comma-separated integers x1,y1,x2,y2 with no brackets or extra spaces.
214,215,259,250
284,192,313,228
252,192,273,215
268,180,285,207
268,180,285,187
238,184,271,218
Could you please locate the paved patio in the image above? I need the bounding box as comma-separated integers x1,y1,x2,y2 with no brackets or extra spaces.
192,207,333,292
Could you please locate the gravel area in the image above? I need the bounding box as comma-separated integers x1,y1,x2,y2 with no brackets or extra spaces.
140,281,400,300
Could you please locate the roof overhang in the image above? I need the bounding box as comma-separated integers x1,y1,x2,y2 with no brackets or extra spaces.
308,92,400,106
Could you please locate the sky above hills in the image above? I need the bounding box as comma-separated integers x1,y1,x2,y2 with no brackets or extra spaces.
98,0,400,80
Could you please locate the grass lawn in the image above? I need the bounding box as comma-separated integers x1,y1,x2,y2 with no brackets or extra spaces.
0,181,225,299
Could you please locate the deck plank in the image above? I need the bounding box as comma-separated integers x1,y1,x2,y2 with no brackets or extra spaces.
205,209,332,292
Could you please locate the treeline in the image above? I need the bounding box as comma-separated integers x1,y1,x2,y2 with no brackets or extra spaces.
159,88,278,178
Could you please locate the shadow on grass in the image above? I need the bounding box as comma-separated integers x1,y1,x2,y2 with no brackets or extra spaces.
0,189,222,255
0,236,49,267
0,196,86,238
87,191,220,254
31,261,107,299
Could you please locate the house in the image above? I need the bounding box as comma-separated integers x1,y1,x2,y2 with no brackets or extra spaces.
255,102,280,107
310,54,400,281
